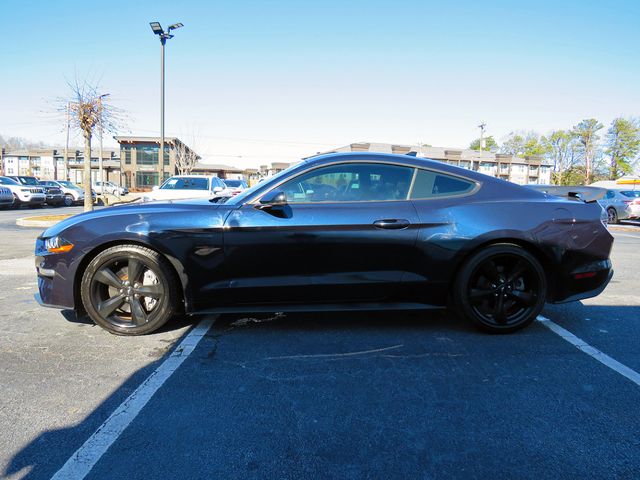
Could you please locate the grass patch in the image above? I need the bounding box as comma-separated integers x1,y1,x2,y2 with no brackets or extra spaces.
22,214,72,222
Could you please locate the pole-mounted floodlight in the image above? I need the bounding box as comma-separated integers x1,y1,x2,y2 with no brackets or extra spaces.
149,22,163,35
149,21,183,187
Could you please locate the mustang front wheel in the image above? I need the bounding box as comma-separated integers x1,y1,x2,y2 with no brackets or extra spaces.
453,244,547,333
80,245,179,335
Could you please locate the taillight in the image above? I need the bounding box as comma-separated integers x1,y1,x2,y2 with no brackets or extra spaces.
574,272,597,280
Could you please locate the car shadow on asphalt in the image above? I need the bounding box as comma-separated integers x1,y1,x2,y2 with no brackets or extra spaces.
8,304,639,479
60,309,197,334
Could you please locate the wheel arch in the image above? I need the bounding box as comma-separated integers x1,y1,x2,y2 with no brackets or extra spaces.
73,239,191,313
449,237,557,301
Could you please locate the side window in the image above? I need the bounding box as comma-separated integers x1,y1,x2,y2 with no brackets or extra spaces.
278,163,413,203
605,190,615,199
410,169,475,199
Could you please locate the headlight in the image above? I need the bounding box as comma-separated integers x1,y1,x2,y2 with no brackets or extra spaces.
45,236,74,254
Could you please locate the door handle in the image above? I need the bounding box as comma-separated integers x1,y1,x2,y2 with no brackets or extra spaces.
373,219,410,230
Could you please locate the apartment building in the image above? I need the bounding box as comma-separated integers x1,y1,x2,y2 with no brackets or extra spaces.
315,142,552,185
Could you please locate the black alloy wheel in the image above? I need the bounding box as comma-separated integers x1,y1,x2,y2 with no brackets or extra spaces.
453,244,547,333
80,245,179,335
63,194,74,207
607,207,619,224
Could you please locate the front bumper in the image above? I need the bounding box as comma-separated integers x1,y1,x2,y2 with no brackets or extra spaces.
35,239,76,310
46,194,64,204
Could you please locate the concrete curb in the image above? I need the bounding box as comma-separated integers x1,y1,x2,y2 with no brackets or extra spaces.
16,216,71,228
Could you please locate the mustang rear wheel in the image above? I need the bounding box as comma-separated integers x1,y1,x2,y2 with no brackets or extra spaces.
607,207,619,224
453,244,547,333
80,245,179,335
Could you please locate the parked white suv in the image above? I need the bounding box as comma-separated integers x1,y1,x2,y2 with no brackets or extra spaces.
0,176,46,208
141,175,230,202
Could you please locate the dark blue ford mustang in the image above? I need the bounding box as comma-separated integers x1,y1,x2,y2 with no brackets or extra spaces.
35,153,613,335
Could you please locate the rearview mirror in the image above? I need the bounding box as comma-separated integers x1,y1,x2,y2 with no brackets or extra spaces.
213,186,223,193
259,190,287,206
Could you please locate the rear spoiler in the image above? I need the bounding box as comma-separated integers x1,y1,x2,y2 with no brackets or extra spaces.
525,185,606,203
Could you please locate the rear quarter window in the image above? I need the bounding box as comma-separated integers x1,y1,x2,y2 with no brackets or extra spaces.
410,169,476,199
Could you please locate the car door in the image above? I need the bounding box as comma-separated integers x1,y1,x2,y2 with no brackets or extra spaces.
219,162,420,306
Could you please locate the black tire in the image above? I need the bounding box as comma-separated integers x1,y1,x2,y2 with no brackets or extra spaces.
11,194,22,209
452,244,547,333
607,207,619,224
63,194,74,207
80,244,180,335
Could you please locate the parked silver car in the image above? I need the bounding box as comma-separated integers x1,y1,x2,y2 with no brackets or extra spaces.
598,188,640,223
40,180,96,206
92,181,128,196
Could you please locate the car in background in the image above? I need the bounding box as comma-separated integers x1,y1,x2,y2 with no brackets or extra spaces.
0,185,14,208
141,175,229,202
92,181,128,196
8,176,61,206
598,189,640,223
39,180,96,206
7,176,65,207
36,152,613,336
0,176,46,208
221,179,248,196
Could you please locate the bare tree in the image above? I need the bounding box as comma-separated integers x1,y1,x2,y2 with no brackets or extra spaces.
174,139,199,175
62,79,121,211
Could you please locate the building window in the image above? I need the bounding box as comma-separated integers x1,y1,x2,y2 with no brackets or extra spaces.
136,172,160,187
122,145,132,164
135,144,171,166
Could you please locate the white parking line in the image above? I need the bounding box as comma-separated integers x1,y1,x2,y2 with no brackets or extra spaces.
51,316,216,480
537,315,640,387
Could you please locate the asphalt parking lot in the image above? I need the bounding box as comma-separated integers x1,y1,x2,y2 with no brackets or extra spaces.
0,208,639,479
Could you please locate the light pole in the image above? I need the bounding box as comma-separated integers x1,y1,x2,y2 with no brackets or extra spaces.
150,21,183,187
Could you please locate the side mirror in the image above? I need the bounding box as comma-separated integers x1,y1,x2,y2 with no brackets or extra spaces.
259,190,287,207
152,186,160,191
213,186,223,194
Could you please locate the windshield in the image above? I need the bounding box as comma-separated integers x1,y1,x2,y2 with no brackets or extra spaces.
224,180,244,188
225,165,302,205
0,177,19,186
17,176,39,186
57,181,81,190
160,177,210,190
621,191,640,198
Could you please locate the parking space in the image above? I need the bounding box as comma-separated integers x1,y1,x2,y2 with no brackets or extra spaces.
1,209,639,479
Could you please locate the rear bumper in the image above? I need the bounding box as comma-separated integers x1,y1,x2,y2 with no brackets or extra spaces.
552,261,613,304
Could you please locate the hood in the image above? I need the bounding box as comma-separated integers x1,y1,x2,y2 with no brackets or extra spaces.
42,198,227,238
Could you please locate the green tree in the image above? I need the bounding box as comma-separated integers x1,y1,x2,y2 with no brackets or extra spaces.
469,136,498,152
605,117,640,179
500,131,548,157
542,130,579,185
572,118,604,184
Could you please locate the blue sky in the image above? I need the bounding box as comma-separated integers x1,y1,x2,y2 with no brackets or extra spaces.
1,0,639,166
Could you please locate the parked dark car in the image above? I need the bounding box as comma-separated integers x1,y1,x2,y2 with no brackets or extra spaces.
35,153,613,336
35,181,64,206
